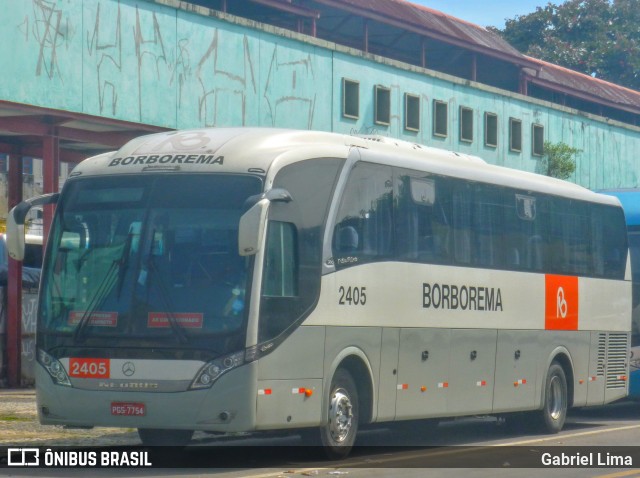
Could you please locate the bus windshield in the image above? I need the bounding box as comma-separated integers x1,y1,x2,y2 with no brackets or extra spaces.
39,174,262,351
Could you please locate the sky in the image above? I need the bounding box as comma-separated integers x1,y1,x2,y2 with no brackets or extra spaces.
411,1,545,28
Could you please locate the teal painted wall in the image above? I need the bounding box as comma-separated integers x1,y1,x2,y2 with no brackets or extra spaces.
2,0,639,189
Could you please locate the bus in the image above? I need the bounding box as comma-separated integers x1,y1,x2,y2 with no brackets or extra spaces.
597,189,640,399
7,128,631,458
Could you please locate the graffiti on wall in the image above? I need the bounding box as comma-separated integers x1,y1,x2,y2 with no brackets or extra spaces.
264,48,316,129
86,1,122,115
195,29,257,127
21,294,38,384
16,0,322,129
0,291,38,385
133,6,172,120
18,0,75,81
32,0,66,80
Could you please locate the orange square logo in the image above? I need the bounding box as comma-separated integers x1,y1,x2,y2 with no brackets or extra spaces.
545,275,579,330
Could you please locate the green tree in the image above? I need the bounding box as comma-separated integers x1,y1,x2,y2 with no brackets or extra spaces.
492,0,640,90
540,141,580,180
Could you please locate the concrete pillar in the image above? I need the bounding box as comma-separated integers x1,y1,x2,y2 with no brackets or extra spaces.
42,134,59,251
7,154,23,388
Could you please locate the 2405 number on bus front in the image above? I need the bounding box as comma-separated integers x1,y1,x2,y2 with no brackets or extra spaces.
69,358,110,378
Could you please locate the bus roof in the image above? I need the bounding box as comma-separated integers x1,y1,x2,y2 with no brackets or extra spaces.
73,128,618,207
599,189,640,225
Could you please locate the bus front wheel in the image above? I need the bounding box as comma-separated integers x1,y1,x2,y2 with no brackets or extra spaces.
319,368,359,459
539,362,568,433
137,428,194,446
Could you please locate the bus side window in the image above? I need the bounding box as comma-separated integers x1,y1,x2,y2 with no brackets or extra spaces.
452,184,472,264
332,163,393,268
599,207,628,278
334,225,359,254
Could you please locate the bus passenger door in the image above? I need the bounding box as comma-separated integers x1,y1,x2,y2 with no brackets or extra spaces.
395,328,450,420
377,328,400,421
447,329,497,415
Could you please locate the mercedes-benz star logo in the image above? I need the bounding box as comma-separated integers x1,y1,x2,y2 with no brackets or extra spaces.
122,362,136,377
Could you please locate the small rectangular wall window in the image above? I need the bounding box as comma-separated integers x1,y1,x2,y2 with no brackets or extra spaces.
342,78,359,119
375,85,391,126
460,106,473,143
509,118,522,152
433,100,448,138
485,112,498,148
404,93,420,132
532,124,544,156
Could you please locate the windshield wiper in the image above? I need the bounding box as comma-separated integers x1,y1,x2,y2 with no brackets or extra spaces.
73,235,134,343
116,229,135,298
146,255,188,344
72,260,119,343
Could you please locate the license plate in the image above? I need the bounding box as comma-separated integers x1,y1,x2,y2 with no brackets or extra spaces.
111,402,145,416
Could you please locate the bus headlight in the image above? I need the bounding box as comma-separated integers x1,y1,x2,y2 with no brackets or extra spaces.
190,351,245,390
37,349,71,387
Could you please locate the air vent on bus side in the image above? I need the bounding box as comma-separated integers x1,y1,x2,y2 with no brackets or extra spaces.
597,333,606,378
605,333,629,390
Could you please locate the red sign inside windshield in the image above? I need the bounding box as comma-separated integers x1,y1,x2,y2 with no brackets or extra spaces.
147,313,203,328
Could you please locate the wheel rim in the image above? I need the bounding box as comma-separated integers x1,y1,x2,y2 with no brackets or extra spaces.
548,375,565,421
328,388,353,443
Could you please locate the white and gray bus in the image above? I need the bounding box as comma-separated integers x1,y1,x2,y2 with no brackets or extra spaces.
8,128,631,458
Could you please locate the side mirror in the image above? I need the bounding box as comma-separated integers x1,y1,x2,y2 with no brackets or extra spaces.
238,188,292,257
7,193,59,261
238,199,269,256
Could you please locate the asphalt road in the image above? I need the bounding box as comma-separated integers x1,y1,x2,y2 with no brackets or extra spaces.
3,400,640,477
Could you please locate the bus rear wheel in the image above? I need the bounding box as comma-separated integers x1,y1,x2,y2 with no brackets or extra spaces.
319,368,359,459
137,428,194,446
538,362,568,433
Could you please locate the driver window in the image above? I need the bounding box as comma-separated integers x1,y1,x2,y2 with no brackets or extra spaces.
263,222,297,297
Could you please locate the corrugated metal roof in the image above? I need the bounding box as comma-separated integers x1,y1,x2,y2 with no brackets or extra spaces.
389,0,523,55
311,0,640,112
526,57,640,111
313,0,528,60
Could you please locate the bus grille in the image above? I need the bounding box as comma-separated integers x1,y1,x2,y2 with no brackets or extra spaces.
603,333,629,390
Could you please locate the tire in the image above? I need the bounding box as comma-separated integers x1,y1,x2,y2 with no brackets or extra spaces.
319,368,359,460
538,362,568,433
137,428,194,446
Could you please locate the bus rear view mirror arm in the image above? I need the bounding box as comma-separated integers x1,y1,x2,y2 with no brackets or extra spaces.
7,192,59,261
243,188,292,210
238,188,293,256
